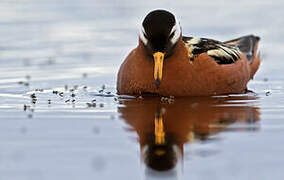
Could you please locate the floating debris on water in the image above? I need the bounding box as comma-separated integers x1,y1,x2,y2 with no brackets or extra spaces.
72,99,75,103
99,103,104,108
265,91,271,96
83,86,88,90
161,96,175,104
48,99,51,104
23,104,30,111
31,99,37,104
52,90,59,95
65,99,70,103
83,73,88,78
71,93,76,97
25,75,31,80
30,93,36,99
35,89,44,92
263,78,269,82
59,92,64,97
86,102,96,108
92,99,96,103
98,89,104,93
23,103,34,118
17,75,32,87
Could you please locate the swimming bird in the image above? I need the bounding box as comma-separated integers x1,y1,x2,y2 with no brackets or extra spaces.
117,9,261,96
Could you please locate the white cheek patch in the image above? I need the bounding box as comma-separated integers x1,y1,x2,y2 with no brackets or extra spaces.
170,15,181,44
139,26,148,45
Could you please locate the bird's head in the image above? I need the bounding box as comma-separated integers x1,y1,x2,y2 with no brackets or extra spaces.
139,10,181,88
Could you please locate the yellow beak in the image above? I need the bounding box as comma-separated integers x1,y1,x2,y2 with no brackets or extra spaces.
153,52,165,88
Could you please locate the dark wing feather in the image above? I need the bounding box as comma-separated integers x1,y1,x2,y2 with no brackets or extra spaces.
182,36,241,64
224,35,260,62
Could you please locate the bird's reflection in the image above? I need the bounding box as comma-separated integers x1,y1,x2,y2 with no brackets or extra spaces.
118,95,260,179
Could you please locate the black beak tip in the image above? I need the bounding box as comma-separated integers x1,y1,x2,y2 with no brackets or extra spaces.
155,79,161,89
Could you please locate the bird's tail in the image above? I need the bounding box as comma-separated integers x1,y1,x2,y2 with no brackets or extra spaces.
224,35,261,79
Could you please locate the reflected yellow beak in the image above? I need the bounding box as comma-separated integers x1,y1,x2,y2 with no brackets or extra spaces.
153,52,165,88
154,113,165,145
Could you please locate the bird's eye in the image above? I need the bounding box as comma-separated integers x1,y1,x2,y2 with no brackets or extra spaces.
169,31,175,39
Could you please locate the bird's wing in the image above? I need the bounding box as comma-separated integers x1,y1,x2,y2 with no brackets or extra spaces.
182,36,242,64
